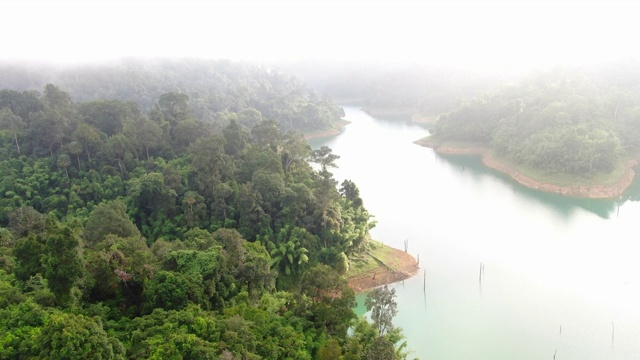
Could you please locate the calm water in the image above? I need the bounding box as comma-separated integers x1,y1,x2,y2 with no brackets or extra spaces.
311,106,640,360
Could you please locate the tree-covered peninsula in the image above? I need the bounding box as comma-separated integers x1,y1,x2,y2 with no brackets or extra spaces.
0,71,412,358
419,68,640,197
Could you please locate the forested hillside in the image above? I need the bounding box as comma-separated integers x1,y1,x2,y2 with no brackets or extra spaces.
431,68,640,177
0,81,409,359
0,59,344,133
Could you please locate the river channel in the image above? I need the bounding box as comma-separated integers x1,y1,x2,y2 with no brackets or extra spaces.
310,106,640,360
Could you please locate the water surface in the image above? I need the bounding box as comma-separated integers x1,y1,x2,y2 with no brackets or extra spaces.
311,106,640,360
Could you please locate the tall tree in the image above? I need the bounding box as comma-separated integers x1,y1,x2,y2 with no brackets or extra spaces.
173,118,209,151
83,199,141,247
251,120,281,151
43,83,72,110
13,235,45,283
340,179,363,207
56,153,71,178
311,146,340,177
29,109,69,156
126,172,177,239
8,206,47,238
222,119,248,157
281,132,312,174
365,285,398,336
0,89,43,120
0,107,25,154
239,241,275,297
79,99,139,136
299,264,357,338
189,134,230,194
72,123,101,162
125,118,162,161
67,141,83,170
43,224,83,305
157,92,190,124
104,134,132,178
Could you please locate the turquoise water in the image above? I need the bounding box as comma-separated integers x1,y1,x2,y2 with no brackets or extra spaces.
354,292,370,317
312,107,640,359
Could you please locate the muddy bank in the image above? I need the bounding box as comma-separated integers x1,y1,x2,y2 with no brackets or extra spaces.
347,246,419,293
304,119,351,140
415,138,638,199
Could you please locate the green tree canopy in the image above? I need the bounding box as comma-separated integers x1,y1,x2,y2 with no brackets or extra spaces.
83,199,141,247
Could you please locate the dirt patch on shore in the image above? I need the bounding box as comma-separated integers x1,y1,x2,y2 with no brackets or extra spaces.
415,139,639,199
304,120,351,140
348,247,419,293
483,152,638,199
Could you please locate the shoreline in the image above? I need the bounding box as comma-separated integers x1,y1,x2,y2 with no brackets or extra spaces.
415,138,638,199
308,111,419,293
304,119,351,140
362,106,435,125
347,244,419,293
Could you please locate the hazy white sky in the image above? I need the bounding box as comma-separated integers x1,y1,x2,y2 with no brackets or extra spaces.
2,0,639,70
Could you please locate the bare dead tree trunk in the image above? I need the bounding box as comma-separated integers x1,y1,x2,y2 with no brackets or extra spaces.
13,131,20,155
118,160,124,178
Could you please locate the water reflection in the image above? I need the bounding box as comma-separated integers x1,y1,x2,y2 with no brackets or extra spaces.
623,167,640,202
435,153,623,219
313,109,639,219
315,106,640,360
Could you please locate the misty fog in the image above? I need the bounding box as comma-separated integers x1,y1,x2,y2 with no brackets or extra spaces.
2,1,640,360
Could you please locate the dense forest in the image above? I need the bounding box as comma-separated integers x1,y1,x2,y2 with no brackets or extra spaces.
0,67,411,359
0,59,344,134
431,67,640,177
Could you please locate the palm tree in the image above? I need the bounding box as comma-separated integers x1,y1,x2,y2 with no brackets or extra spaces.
67,141,83,171
57,153,71,178
268,225,309,276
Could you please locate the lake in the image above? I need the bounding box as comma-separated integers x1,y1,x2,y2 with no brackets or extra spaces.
310,106,640,360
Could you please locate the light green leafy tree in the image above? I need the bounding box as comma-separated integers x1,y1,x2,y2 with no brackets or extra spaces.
36,312,126,359
365,285,398,336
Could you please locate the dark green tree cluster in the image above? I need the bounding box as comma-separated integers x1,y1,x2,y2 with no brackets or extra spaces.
0,59,345,133
0,82,409,358
433,68,640,176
